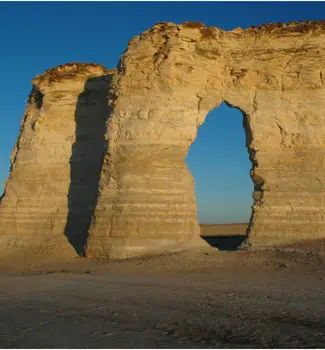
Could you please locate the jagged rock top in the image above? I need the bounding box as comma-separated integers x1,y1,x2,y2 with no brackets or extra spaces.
31,20,325,84
243,20,325,34
181,20,325,34
32,62,113,89
29,20,325,94
145,20,325,39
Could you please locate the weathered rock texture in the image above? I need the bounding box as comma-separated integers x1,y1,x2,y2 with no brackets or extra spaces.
1,21,325,259
0,63,113,257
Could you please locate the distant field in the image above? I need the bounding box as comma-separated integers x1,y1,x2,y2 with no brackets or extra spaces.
200,223,248,236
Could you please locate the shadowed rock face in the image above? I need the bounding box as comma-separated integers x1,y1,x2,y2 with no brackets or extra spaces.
1,21,325,259
64,74,113,256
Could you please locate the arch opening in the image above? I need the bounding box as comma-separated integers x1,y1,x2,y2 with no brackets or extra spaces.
186,102,254,250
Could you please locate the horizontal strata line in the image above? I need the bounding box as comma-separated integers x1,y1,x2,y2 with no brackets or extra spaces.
0,212,69,215
118,187,192,192
98,196,196,201
114,199,196,204
111,203,194,208
0,208,68,212
259,206,325,211
0,217,68,221
0,213,195,220
0,206,93,211
262,192,325,197
0,212,69,216
256,213,325,218
92,218,195,223
253,219,325,224
263,188,325,191
0,222,67,227
263,192,325,196
88,234,196,239
105,213,197,217
118,190,190,195
255,211,325,216
0,207,195,214
2,189,191,195
258,167,325,170
0,214,196,220
0,217,67,224
115,194,195,199
98,211,196,216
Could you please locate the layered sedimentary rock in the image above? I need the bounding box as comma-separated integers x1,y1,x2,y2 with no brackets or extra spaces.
1,21,325,259
0,63,113,257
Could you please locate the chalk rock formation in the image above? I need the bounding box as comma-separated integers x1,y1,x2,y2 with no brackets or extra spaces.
1,21,325,259
0,63,113,257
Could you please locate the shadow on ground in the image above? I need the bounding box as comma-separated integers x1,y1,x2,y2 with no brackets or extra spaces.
201,235,247,250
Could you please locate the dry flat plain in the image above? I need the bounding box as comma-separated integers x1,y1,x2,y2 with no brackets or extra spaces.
1,224,325,349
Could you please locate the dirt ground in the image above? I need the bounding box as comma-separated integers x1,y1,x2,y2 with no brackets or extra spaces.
1,224,325,348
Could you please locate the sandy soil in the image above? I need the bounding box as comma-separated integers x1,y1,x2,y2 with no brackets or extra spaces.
1,225,325,348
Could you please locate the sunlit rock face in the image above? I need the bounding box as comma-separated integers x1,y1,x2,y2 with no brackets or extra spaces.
0,63,113,258
1,21,325,259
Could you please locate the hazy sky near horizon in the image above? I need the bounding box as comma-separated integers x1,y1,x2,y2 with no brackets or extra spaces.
1,1,324,223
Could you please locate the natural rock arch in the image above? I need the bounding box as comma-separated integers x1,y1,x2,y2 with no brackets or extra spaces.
186,101,254,236
0,21,325,259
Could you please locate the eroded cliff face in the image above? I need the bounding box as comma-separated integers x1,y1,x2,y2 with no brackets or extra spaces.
0,63,113,257
1,21,325,259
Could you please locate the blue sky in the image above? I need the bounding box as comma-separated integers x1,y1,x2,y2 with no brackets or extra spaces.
1,1,324,223
186,103,252,223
